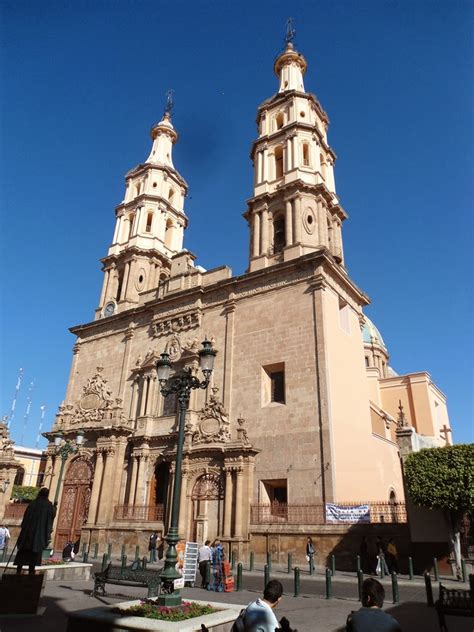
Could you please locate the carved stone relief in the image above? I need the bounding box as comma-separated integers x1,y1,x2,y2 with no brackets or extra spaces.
192,387,231,445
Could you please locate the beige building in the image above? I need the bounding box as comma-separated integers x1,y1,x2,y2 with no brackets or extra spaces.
41,38,452,563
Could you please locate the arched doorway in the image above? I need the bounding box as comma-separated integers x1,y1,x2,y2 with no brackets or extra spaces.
55,457,92,550
191,472,224,544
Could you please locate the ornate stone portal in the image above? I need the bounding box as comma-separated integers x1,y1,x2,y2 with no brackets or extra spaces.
0,421,22,520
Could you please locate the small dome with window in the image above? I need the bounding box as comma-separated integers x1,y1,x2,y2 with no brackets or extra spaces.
362,315,387,352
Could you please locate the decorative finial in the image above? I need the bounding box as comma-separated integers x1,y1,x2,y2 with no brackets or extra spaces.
397,400,408,428
164,89,174,116
285,17,296,46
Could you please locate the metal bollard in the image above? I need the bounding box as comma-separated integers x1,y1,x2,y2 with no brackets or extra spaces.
356,554,361,574
424,571,434,607
408,556,414,580
121,555,127,568
309,555,314,576
249,551,254,571
331,554,336,576
93,543,99,559
461,559,467,583
107,543,112,560
357,570,364,601
236,562,243,591
264,563,270,588
101,553,108,572
83,550,89,563
391,572,399,604
142,556,147,569
135,545,140,560
287,553,292,574
266,552,272,574
121,544,126,559
380,557,386,579
294,567,301,597
433,557,439,582
325,568,333,599
81,542,87,557
231,550,236,570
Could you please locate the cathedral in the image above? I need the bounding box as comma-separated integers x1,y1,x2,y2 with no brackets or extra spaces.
39,36,452,563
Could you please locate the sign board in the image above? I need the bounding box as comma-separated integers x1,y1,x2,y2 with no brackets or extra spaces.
325,503,370,524
173,541,198,588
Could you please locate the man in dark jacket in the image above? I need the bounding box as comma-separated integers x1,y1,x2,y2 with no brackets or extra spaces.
346,578,401,631
14,487,56,574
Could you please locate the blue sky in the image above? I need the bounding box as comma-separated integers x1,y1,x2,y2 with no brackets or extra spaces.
1,1,472,448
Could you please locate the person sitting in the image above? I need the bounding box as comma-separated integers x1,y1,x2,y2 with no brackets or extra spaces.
346,578,401,631
234,579,297,632
62,540,75,562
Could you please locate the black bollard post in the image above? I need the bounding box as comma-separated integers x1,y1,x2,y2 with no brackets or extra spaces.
236,562,243,591
231,550,236,571
121,555,127,568
288,553,292,574
107,543,112,560
356,554,361,574
433,557,439,582
294,567,301,597
93,543,98,559
331,554,336,576
325,568,333,599
81,542,87,557
142,556,147,569
83,549,89,563
266,552,272,574
309,554,314,576
461,559,467,583
408,556,414,580
357,570,364,602
135,545,140,561
121,544,125,559
249,551,254,571
264,563,269,588
391,572,399,604
101,553,108,572
424,571,434,607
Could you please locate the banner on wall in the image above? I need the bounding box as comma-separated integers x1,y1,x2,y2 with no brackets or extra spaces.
325,503,370,523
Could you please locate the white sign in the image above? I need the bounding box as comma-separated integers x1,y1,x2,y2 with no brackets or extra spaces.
325,503,370,523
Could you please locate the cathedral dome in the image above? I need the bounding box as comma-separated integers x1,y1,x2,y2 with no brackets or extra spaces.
362,315,387,352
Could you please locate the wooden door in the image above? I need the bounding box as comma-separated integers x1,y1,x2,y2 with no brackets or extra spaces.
55,457,92,551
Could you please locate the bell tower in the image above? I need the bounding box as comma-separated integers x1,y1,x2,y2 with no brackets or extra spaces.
97,93,188,318
245,30,347,272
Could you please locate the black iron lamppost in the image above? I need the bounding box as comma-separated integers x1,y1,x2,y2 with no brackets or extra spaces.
52,430,85,506
155,339,216,607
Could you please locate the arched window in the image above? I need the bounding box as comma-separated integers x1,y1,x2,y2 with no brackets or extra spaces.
127,213,135,239
273,216,286,253
164,219,174,249
274,146,284,179
276,112,284,130
145,212,153,233
302,143,310,166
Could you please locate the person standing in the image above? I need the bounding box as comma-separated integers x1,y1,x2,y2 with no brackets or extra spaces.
0,522,10,560
386,538,399,574
14,487,56,574
375,536,389,576
306,536,315,572
198,539,212,589
148,531,160,563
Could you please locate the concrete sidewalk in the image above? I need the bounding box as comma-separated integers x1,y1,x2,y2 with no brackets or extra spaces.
0,574,472,632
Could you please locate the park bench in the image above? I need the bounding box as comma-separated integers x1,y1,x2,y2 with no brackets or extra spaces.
435,583,474,632
92,560,161,598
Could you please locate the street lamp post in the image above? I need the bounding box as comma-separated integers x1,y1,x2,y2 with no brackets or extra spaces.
155,339,216,607
52,430,85,506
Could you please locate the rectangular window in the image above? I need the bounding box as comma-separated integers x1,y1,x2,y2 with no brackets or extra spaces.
338,297,351,335
262,362,286,406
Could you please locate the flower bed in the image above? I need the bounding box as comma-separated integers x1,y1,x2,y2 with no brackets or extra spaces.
115,599,219,622
41,558,65,566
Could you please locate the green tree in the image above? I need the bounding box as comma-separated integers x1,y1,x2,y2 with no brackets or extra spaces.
404,444,474,577
11,485,40,502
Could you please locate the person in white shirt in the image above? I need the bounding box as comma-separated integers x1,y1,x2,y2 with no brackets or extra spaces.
243,580,283,631
198,539,212,588
0,523,10,554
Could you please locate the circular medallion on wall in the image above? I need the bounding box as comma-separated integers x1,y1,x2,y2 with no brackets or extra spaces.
135,267,146,291
303,208,316,235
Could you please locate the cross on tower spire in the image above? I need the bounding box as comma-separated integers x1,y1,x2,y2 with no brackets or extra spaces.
285,17,296,46
164,89,174,116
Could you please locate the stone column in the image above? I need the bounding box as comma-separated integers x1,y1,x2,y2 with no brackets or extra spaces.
109,439,128,519
134,456,143,505
120,261,131,301
223,468,233,537
124,258,137,299
112,215,122,243
256,151,262,183
96,448,116,524
98,270,110,307
262,147,268,181
286,138,292,171
261,206,269,255
293,197,302,244
49,455,62,503
118,325,134,401
222,299,236,413
178,470,189,538
285,199,293,246
64,341,81,401
129,455,138,505
88,451,104,524
139,377,148,417
318,201,328,246
291,136,297,169
234,467,244,538
252,212,260,257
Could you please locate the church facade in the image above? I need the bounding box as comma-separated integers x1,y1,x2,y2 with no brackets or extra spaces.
42,38,452,562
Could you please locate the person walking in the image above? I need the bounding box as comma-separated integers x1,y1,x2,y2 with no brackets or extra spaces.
198,539,212,589
148,531,160,563
14,487,56,574
306,536,315,573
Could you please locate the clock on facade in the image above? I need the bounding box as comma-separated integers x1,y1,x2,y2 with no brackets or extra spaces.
103,301,116,317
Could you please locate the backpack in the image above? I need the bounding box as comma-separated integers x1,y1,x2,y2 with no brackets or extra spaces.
230,608,247,632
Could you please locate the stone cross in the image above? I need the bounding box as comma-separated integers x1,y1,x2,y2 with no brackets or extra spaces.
439,424,452,445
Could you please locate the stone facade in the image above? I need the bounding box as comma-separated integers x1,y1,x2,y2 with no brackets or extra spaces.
35,36,452,559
